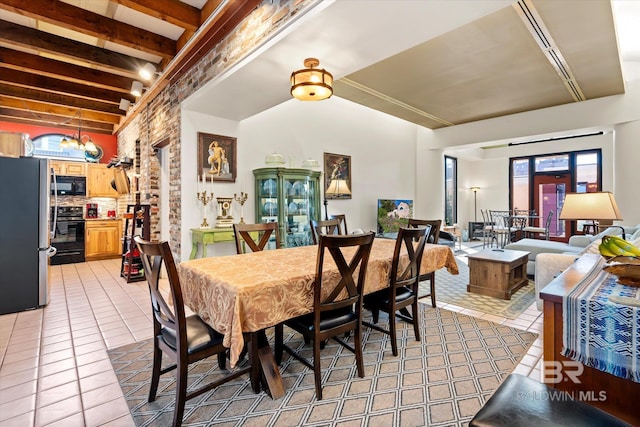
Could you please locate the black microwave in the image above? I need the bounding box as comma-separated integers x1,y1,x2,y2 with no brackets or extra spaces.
51,175,86,196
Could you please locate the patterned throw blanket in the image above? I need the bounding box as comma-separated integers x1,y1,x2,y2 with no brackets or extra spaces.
562,258,640,383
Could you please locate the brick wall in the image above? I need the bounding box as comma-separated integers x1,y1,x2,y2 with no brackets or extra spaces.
117,0,314,260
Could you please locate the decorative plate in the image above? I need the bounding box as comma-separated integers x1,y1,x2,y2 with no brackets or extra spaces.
292,180,305,195
85,145,104,162
263,201,277,215
262,179,277,194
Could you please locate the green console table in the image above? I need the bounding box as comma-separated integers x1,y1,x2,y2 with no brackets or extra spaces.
190,227,236,259
190,227,258,259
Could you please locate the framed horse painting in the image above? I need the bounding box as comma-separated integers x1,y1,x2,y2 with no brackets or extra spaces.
197,133,237,183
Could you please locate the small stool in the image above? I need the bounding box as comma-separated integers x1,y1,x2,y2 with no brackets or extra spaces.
469,374,630,427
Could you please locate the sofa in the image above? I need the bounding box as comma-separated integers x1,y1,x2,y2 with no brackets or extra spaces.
505,224,640,276
530,226,640,310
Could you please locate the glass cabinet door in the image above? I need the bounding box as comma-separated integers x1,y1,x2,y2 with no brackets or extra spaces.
255,176,279,223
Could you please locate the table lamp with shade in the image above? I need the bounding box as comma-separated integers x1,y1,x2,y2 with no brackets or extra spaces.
324,178,351,220
559,191,624,238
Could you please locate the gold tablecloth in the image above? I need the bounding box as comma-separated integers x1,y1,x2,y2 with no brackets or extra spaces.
178,239,458,367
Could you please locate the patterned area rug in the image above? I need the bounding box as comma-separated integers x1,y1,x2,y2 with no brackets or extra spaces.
109,308,537,426
421,258,535,319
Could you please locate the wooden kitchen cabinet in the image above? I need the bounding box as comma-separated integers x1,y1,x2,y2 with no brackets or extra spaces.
50,160,86,176
85,220,122,260
87,163,118,197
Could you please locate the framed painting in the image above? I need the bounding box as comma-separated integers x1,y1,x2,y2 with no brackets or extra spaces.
197,133,237,182
324,152,352,199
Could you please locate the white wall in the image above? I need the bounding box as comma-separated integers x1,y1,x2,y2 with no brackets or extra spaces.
180,81,640,260
180,96,417,259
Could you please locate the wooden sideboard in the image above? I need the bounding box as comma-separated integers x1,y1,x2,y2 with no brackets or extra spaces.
540,253,640,425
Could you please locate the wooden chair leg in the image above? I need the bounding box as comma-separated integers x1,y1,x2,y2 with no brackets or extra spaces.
173,361,188,427
389,308,398,357
429,273,436,308
412,299,421,342
148,341,162,402
313,338,323,400
217,350,226,370
354,325,364,378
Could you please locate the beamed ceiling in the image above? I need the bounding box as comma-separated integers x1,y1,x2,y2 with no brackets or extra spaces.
0,0,261,135
0,0,630,138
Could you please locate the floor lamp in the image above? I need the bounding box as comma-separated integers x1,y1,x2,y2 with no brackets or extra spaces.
470,187,480,222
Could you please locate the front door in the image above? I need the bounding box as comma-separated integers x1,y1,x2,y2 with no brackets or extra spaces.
532,173,572,242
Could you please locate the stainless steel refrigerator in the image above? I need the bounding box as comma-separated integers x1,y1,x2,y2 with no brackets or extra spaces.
0,156,53,314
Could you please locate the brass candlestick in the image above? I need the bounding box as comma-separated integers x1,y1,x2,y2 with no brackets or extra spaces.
234,192,248,224
196,190,214,228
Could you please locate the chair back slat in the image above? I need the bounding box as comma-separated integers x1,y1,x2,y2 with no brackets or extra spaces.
315,233,375,314
310,218,341,244
407,218,440,244
391,226,429,289
233,222,280,253
329,214,348,235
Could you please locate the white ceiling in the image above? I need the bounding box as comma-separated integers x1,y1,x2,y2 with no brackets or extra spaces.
184,0,640,137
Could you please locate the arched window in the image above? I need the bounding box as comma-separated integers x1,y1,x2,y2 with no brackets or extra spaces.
31,133,87,161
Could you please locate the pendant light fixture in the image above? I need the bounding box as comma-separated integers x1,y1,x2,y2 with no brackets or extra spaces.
59,109,98,154
290,58,333,101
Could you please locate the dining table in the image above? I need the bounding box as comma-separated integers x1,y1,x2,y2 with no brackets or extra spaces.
178,238,459,398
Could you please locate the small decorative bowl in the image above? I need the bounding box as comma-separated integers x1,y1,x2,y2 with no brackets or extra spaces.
603,256,640,287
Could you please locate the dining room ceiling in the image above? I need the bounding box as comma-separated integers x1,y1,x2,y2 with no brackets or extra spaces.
0,0,632,136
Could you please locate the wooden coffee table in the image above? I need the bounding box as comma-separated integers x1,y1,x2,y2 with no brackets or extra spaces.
467,248,530,300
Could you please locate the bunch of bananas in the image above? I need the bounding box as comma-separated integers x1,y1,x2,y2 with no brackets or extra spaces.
599,235,640,258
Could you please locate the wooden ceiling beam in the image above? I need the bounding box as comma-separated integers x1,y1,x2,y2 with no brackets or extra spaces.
177,0,224,50
112,0,200,32
0,108,114,133
0,0,176,60
0,83,125,116
0,19,146,79
0,69,136,104
0,47,133,93
0,95,121,124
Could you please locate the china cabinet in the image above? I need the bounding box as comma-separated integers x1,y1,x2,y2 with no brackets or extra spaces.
253,167,321,248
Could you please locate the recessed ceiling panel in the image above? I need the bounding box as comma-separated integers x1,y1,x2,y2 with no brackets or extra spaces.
334,0,624,129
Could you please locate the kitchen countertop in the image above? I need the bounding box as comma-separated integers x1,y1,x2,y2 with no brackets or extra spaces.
85,217,121,221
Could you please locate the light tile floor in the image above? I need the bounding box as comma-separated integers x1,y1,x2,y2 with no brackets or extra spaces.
0,246,544,426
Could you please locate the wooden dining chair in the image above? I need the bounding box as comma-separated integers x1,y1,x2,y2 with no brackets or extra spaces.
274,232,375,400
329,214,348,235
363,226,429,356
233,222,280,253
406,220,438,307
310,218,341,244
134,236,253,427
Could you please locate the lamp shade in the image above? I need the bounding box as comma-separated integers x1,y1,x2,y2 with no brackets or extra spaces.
559,192,623,221
325,179,351,197
290,58,333,101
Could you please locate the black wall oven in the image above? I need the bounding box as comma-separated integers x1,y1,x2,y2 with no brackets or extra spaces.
50,206,85,265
